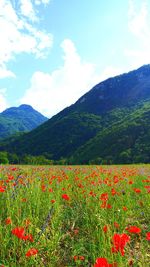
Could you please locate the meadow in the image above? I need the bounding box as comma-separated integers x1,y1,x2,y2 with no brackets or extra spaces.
0,165,150,267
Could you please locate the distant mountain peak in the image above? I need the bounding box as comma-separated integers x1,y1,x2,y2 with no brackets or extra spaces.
0,104,48,139
19,104,34,111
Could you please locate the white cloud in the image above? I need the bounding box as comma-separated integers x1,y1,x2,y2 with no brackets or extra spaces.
20,39,122,117
128,0,149,40
20,0,37,22
0,0,52,78
126,0,150,68
0,88,8,112
0,64,16,79
34,0,51,5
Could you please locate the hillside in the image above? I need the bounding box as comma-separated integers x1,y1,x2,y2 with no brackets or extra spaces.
1,65,150,164
71,101,150,164
0,104,48,139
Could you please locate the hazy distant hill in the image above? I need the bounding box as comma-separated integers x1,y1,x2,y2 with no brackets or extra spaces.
1,65,150,164
0,104,48,139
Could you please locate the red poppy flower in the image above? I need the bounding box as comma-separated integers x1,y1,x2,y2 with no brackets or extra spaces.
79,256,85,260
146,232,150,241
100,193,108,201
126,226,141,234
114,222,119,229
111,188,118,196
12,227,25,239
62,194,70,201
22,234,34,242
0,186,5,192
133,188,141,193
101,201,107,208
94,257,117,267
112,233,130,256
106,203,112,209
73,229,79,235
25,248,38,257
5,217,12,225
103,225,108,233
73,255,78,261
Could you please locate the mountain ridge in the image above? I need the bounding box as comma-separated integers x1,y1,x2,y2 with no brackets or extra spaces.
0,104,48,139
1,64,150,164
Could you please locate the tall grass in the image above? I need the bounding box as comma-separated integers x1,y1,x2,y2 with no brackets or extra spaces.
0,165,150,266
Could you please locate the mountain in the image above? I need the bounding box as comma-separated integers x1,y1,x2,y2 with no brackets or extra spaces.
71,102,150,164
1,65,150,164
0,104,48,139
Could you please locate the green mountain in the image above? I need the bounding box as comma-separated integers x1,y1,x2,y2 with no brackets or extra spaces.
1,65,150,164
71,101,150,164
0,104,48,139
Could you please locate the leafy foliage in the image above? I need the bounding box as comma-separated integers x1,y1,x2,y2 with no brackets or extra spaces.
71,102,150,164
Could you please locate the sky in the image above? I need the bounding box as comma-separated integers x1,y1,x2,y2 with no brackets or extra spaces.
0,0,150,117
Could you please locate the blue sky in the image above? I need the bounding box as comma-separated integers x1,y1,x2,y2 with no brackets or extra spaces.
0,0,150,117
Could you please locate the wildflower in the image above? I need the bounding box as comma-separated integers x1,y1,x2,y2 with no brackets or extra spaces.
122,206,127,211
79,256,85,261
5,217,12,225
144,185,150,193
126,226,141,234
12,227,25,239
133,188,141,193
22,234,34,242
114,222,119,229
146,232,150,241
0,186,5,192
25,248,38,257
94,257,117,267
78,183,83,188
111,188,118,196
89,191,96,197
101,201,107,208
51,199,55,203
100,193,108,201
12,167,17,171
112,233,130,256
73,229,79,235
62,194,70,201
41,184,46,192
73,255,78,261
103,225,108,233
106,203,112,209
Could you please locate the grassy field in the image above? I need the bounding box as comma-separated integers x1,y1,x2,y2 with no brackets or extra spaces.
0,165,150,267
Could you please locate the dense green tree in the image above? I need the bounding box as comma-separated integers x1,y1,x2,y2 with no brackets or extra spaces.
0,152,9,164
8,153,19,164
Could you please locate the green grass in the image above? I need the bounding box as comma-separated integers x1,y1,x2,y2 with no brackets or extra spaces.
0,165,150,266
